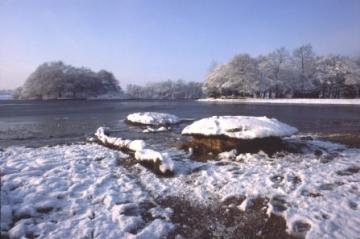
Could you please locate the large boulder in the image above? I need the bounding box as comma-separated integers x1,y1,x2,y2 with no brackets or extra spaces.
181,116,298,156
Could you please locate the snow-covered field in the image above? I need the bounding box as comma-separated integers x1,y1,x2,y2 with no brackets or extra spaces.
1,137,360,238
199,98,360,105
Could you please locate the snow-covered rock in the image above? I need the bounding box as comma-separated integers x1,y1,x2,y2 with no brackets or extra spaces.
126,112,180,126
182,116,298,140
218,149,238,160
143,126,170,133
95,127,175,175
95,127,145,151
135,149,174,175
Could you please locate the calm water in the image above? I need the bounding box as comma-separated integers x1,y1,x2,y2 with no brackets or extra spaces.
0,99,359,148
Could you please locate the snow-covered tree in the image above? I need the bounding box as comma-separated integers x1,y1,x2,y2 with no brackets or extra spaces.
202,45,360,99
126,80,202,99
202,54,260,97
14,61,122,99
315,56,360,98
292,44,317,96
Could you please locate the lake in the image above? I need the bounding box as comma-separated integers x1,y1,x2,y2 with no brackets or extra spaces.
0,99,359,148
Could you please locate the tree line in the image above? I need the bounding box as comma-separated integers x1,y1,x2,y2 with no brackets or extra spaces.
126,80,203,99
14,61,122,100
12,45,360,100
202,45,360,98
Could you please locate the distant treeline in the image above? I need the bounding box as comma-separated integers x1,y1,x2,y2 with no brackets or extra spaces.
14,61,122,100
11,45,360,100
203,45,360,99
126,80,203,99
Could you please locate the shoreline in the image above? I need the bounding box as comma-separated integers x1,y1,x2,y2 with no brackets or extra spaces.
198,98,360,105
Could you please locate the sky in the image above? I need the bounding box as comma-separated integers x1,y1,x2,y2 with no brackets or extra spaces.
1,0,360,89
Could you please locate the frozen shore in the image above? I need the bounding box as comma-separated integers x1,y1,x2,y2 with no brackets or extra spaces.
199,98,360,105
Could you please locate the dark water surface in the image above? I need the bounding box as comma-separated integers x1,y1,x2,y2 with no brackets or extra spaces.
0,99,359,148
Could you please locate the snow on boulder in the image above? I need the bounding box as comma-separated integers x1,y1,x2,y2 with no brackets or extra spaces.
95,127,145,151
135,149,174,175
181,116,298,157
126,112,180,126
182,116,298,140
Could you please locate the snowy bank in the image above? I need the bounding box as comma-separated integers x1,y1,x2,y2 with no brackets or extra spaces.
182,116,298,140
126,112,180,126
199,98,360,105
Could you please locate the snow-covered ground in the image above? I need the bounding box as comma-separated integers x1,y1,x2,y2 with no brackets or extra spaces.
182,116,298,139
1,138,360,238
128,139,360,239
126,112,180,126
0,144,174,239
199,98,360,105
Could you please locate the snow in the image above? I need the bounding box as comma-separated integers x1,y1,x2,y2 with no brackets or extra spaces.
126,112,180,126
199,98,360,105
0,144,175,238
95,127,145,151
142,126,170,133
182,115,298,139
135,219,174,239
95,127,175,175
218,149,238,160
1,136,360,238
134,139,360,239
135,149,175,174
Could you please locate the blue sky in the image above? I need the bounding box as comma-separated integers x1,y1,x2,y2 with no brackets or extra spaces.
1,0,360,89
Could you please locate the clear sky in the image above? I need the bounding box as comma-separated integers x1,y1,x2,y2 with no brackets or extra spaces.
1,0,360,89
